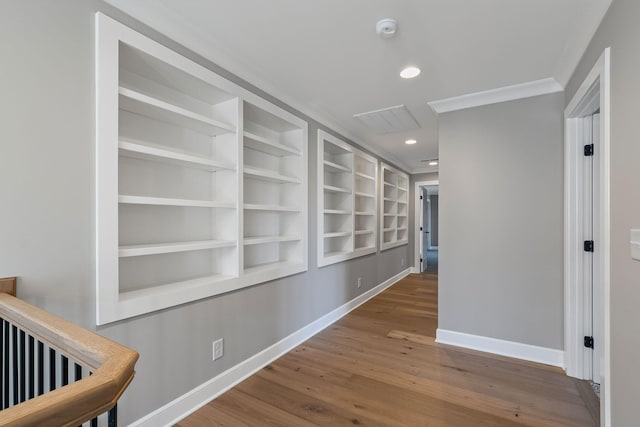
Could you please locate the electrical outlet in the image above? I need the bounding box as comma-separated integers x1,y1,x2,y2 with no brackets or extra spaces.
213,338,224,361
357,277,362,288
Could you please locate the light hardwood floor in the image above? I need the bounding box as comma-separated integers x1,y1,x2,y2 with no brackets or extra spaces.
176,273,599,426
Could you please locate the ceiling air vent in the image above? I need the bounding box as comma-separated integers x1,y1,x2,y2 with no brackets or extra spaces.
353,105,420,134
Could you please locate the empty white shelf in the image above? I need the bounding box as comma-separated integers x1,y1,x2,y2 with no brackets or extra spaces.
355,211,375,216
324,160,352,173
119,239,236,258
119,139,234,171
324,209,352,215
324,185,351,194
398,200,408,205
119,195,234,208
243,204,301,212
383,181,395,187
119,87,235,136
397,227,408,231
383,228,396,233
243,260,302,275
355,229,375,235
355,172,375,181
243,131,301,157
355,191,375,199
324,231,352,238
323,250,351,258
383,197,396,202
398,187,408,192
243,166,302,184
243,235,301,245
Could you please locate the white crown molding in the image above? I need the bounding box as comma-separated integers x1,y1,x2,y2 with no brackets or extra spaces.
411,166,439,175
129,268,412,427
436,329,564,368
102,1,412,173
428,78,564,114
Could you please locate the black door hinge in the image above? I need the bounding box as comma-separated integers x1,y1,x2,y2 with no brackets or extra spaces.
584,336,594,349
420,227,423,231
420,195,423,200
420,258,423,263
584,240,594,252
584,144,594,156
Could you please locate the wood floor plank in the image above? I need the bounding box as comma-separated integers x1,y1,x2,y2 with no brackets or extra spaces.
176,274,598,426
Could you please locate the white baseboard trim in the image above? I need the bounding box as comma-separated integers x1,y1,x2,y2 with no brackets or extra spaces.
130,268,412,427
435,329,564,368
410,266,420,274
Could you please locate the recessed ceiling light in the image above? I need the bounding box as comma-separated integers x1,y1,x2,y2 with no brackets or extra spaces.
400,66,421,79
405,139,417,145
429,160,438,166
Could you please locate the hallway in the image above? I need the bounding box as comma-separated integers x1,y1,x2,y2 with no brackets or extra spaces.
177,274,598,426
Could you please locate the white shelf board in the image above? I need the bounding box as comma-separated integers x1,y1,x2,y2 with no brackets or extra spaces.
398,200,408,205
383,228,396,233
397,227,408,231
324,209,352,215
355,211,376,216
119,139,234,171
355,229,375,235
119,195,234,208
324,160,352,174
243,235,301,245
243,131,301,157
383,181,395,187
355,172,375,181
383,197,396,202
383,213,396,217
119,239,236,257
244,166,302,184
398,187,408,192
243,260,302,276
119,87,235,136
355,191,375,199
324,185,351,194
323,250,351,258
324,231,352,238
120,273,237,301
243,204,301,212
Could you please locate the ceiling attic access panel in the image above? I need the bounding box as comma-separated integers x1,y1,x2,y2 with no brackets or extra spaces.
317,130,378,267
95,13,308,325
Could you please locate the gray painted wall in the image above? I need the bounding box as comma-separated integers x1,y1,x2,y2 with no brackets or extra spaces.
438,93,565,350
0,1,410,423
409,172,439,267
565,1,640,423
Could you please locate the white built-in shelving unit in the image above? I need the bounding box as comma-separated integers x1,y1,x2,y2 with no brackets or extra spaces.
96,14,307,324
380,162,409,250
317,131,378,267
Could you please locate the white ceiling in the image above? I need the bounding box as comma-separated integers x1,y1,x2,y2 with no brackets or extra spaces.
105,0,611,173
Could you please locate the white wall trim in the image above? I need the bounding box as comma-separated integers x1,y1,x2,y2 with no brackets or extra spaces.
129,268,412,427
414,180,439,271
410,166,439,175
435,329,564,368
428,78,563,114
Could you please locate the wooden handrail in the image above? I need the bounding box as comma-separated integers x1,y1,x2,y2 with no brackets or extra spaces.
0,291,138,427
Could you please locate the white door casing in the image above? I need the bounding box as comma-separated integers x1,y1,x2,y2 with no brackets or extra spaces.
564,47,610,427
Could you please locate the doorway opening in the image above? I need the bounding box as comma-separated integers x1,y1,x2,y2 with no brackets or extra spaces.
414,180,439,274
564,47,610,426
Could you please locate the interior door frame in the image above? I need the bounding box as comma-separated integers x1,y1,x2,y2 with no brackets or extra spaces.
414,180,439,272
564,47,610,427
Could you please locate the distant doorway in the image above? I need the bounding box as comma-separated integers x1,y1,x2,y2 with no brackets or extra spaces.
414,180,439,273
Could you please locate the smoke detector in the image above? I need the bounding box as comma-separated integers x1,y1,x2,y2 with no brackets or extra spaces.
376,18,398,39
